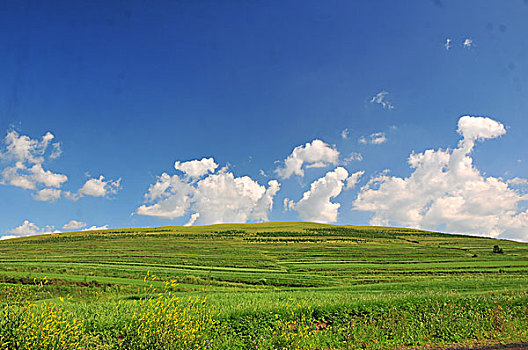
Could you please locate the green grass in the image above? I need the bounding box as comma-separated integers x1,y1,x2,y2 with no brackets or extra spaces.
1,222,527,349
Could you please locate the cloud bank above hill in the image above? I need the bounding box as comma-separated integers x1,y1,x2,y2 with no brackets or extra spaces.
3,115,527,242
136,157,280,225
0,219,110,240
354,116,528,240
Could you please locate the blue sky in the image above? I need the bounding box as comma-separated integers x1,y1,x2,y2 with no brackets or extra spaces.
1,1,527,241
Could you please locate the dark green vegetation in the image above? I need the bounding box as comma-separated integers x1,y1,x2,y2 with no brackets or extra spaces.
1,222,527,349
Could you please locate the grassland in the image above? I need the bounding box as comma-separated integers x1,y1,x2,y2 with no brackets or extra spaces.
1,222,527,349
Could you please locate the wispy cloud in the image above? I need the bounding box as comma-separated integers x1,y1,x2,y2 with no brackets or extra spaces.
359,132,387,145
344,152,363,162
444,38,452,50
370,91,394,110
345,170,365,190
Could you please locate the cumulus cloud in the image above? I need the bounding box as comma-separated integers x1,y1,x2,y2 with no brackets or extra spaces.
341,129,349,139
370,91,394,110
0,130,120,202
354,115,528,240
359,132,387,145
275,139,339,179
8,220,40,236
136,173,193,218
0,130,68,194
457,115,505,141
34,188,62,202
1,220,60,240
78,176,121,198
62,220,87,231
288,167,349,223
174,158,218,178
137,158,281,225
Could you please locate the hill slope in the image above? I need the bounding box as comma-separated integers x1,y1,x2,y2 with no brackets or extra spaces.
1,222,527,295
2,222,528,349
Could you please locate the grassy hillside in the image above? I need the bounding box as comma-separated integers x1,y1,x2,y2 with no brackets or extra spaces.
1,222,527,349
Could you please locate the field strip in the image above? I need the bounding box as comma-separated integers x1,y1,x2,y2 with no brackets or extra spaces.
278,260,528,269
0,260,289,274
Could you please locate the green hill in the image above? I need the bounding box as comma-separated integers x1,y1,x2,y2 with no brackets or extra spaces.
1,222,527,294
1,222,527,349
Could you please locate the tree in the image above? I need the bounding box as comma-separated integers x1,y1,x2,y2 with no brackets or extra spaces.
493,245,503,254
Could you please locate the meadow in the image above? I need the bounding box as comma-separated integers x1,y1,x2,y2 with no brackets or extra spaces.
1,222,527,349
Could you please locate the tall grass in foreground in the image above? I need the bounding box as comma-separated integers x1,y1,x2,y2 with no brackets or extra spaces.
1,283,527,349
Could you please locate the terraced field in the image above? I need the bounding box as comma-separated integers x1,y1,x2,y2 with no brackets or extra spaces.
1,222,527,349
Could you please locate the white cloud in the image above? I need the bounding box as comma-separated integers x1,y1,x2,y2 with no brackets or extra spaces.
34,188,62,202
82,225,109,231
354,115,528,241
1,129,121,202
136,173,193,219
184,213,200,226
0,130,68,192
283,198,295,211
27,164,68,188
341,129,349,139
345,170,365,190
463,38,473,48
370,132,387,144
79,176,121,198
275,139,339,179
1,131,55,164
174,157,218,178
62,220,87,231
444,38,452,50
288,167,349,223
457,115,505,141
0,235,17,241
8,220,40,236
137,158,281,225
508,177,528,186
345,152,363,162
370,91,394,110
359,132,387,145
50,142,62,159
1,220,60,240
